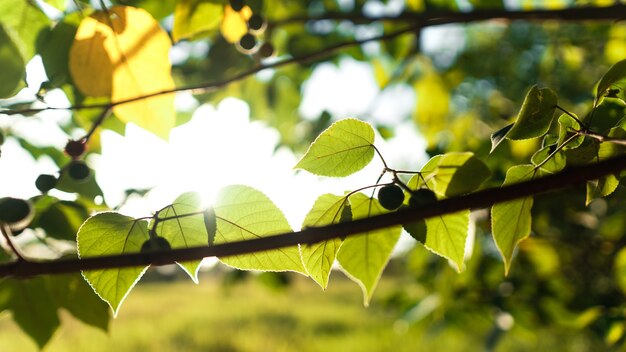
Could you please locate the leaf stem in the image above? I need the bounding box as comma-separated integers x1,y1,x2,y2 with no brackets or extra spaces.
555,105,586,129
0,223,27,262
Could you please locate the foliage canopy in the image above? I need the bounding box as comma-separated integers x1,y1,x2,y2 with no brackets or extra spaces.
3,0,626,349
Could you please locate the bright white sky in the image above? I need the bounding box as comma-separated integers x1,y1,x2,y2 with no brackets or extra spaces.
0,56,427,235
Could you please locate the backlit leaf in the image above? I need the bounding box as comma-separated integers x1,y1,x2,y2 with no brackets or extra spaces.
409,152,490,197
423,211,470,272
492,165,537,275
69,6,175,140
300,194,350,289
0,278,59,349
0,0,49,60
586,127,626,204
220,5,252,43
155,192,209,282
214,185,306,274
507,85,557,140
490,123,513,153
294,118,376,177
337,193,401,305
173,0,222,42
596,58,626,104
77,212,150,316
46,273,110,332
0,27,25,98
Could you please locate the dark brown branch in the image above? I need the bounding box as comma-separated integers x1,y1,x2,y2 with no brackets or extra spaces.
4,5,626,117
2,153,626,278
271,4,626,26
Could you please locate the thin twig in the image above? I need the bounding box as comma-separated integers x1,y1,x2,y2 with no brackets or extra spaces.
2,153,626,277
5,5,626,117
0,224,27,262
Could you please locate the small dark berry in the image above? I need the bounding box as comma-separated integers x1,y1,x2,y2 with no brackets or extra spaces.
247,14,265,33
409,189,438,207
0,197,33,228
65,139,86,158
238,33,257,51
229,0,245,11
378,184,405,210
68,160,90,181
258,42,275,58
141,237,171,252
35,174,57,193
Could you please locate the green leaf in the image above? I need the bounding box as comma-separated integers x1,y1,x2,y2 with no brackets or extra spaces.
0,27,25,98
337,193,401,305
490,123,513,153
294,118,376,177
55,165,104,201
596,58,626,104
0,278,60,349
77,212,150,316
0,0,49,61
46,273,110,332
173,0,222,42
531,144,565,174
300,194,350,289
423,211,470,272
410,152,490,197
506,85,558,140
214,185,306,274
155,192,209,282
557,113,584,149
491,165,537,275
37,14,80,87
585,127,626,204
564,139,600,166
34,200,89,241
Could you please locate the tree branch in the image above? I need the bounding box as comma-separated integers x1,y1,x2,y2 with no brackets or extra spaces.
271,4,626,26
2,153,626,278
4,5,626,117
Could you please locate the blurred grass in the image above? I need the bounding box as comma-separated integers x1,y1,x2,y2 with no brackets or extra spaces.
0,269,601,351
0,270,486,352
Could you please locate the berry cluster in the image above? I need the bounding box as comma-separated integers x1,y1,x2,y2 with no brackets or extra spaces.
230,0,274,57
35,139,91,194
377,184,437,211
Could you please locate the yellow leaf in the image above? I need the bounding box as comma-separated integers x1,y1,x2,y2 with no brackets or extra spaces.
414,73,450,136
69,6,175,140
220,5,252,43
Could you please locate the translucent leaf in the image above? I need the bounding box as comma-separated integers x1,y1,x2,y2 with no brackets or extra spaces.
173,0,222,42
337,193,401,305
155,192,209,282
557,113,584,149
214,185,306,274
491,165,537,275
565,139,600,166
300,194,350,289
69,6,175,140
596,58,626,104
37,13,81,87
0,278,59,349
77,212,150,316
414,73,450,139
586,127,626,204
423,211,470,272
409,152,490,197
294,118,376,177
0,27,25,98
34,200,89,241
507,85,558,140
490,123,513,153
531,144,565,174
220,5,252,43
46,273,110,332
0,0,49,60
